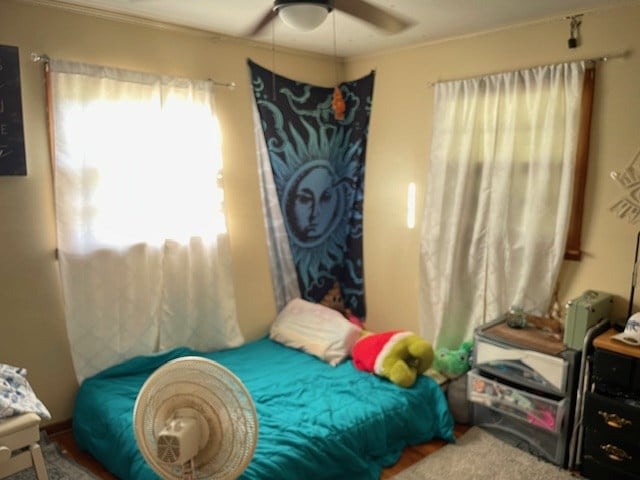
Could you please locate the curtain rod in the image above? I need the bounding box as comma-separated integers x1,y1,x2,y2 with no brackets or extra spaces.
30,52,236,90
426,50,631,87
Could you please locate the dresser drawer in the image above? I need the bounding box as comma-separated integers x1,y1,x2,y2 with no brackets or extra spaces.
474,337,567,396
583,426,640,474
471,402,567,466
593,349,636,390
467,369,565,433
581,456,640,480
584,391,640,440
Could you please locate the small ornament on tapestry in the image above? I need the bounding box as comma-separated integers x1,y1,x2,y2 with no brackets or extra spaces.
332,86,345,121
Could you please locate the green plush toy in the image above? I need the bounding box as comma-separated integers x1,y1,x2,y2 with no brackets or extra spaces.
432,340,473,380
351,331,434,388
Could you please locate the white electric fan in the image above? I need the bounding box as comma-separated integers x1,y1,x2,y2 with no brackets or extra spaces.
133,356,258,480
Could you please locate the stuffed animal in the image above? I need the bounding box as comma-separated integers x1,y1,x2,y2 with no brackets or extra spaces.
319,281,347,313
319,281,364,328
432,340,473,380
351,331,434,388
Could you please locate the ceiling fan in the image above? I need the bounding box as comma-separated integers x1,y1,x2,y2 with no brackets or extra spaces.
248,0,413,36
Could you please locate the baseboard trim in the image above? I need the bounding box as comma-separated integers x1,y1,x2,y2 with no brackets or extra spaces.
43,418,72,435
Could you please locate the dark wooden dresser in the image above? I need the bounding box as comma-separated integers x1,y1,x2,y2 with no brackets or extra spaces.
582,329,640,479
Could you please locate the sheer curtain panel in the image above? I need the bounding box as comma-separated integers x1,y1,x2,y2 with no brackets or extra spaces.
49,60,243,382
420,61,588,348
253,103,301,311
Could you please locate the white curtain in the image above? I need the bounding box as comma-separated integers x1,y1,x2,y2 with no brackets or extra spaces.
420,61,587,348
252,102,301,312
50,60,243,382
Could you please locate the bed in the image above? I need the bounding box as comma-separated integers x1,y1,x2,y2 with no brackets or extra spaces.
73,334,454,480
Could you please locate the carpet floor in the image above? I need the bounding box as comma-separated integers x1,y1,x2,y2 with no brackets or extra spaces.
392,426,583,480
6,436,99,480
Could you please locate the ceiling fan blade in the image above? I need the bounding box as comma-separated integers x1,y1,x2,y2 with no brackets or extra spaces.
334,0,413,34
247,8,278,36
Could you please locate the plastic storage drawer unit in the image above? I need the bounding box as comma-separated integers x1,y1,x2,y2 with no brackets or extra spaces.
468,369,566,433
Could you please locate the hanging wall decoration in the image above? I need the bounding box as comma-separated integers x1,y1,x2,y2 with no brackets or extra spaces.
610,148,640,224
0,45,26,175
249,59,374,319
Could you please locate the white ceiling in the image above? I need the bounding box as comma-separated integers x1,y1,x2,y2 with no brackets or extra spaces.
44,0,638,57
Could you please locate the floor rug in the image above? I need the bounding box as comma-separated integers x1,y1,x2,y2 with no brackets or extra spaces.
392,426,582,480
6,437,99,480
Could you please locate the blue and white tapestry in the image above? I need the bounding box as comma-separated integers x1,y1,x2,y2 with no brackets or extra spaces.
249,59,373,319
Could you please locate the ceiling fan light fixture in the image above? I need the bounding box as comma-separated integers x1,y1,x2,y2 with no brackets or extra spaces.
274,0,333,31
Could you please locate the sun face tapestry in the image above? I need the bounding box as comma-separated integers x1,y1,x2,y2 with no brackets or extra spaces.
249,59,374,319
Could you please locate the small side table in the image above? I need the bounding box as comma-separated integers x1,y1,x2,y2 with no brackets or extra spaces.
0,412,49,480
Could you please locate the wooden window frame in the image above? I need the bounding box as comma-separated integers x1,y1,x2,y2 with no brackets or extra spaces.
565,65,596,261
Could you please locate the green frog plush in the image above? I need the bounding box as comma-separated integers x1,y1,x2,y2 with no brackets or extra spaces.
351,331,434,387
432,340,474,380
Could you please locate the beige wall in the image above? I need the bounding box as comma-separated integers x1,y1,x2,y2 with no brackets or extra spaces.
346,4,640,339
0,0,338,424
1,0,639,424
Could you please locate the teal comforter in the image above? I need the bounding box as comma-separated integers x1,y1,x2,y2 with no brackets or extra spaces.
73,337,454,479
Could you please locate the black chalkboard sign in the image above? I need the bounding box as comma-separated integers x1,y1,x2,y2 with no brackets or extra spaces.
0,45,26,175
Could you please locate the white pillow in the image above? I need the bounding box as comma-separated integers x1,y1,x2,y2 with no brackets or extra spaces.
270,298,362,366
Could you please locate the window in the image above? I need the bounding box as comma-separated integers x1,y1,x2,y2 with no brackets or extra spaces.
420,61,591,347
47,60,242,382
